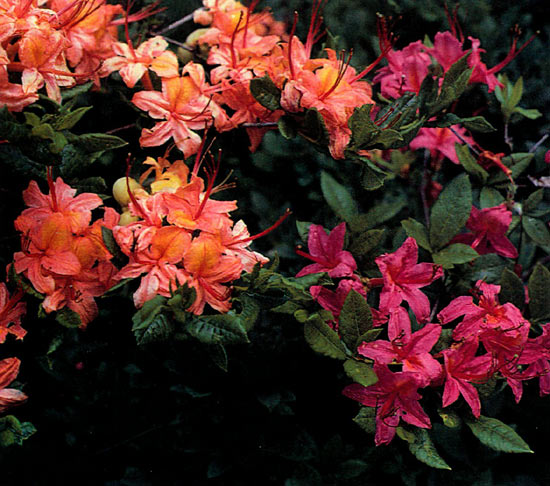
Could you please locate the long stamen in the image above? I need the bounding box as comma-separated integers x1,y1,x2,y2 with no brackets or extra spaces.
242,0,260,49
230,11,244,69
194,150,221,220
234,208,292,245
125,154,151,224
487,26,537,75
47,166,58,212
319,49,353,101
305,0,327,57
111,1,166,25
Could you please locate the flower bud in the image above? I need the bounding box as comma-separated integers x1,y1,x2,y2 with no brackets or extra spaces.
119,209,140,226
112,177,142,208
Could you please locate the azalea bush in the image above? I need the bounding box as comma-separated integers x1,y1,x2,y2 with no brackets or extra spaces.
1,0,550,484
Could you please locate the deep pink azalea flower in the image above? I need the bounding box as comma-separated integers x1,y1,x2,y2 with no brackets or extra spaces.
296,222,357,278
409,125,475,165
310,276,366,320
452,204,518,258
441,338,492,417
358,306,442,382
375,237,443,323
343,364,431,446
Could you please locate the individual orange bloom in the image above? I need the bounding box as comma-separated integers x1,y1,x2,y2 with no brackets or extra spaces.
0,357,27,414
0,283,26,343
132,63,231,156
182,234,243,314
101,36,178,88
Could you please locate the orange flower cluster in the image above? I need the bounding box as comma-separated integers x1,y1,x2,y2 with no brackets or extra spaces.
0,0,160,110
13,173,118,326
112,154,272,314
99,0,387,159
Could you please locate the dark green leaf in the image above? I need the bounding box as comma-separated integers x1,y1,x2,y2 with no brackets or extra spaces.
55,307,82,328
361,164,387,191
408,429,452,470
528,264,550,320
499,268,525,309
296,220,313,243
320,170,358,223
522,216,550,250
401,218,431,251
61,81,93,102
465,415,533,453
300,108,330,146
480,187,505,209
277,115,298,139
432,243,478,269
523,189,544,216
71,133,128,153
134,313,175,345
207,343,228,372
339,290,373,350
455,144,488,183
304,314,347,360
489,153,533,185
335,459,368,480
249,75,281,111
343,359,378,387
430,173,472,250
53,106,92,130
353,406,376,435
347,104,379,149
349,229,385,257
185,314,249,345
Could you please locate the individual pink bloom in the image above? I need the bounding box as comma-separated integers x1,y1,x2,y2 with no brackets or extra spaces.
310,276,366,320
372,41,431,98
438,280,530,357
0,283,26,343
409,125,475,165
545,150,550,164
452,204,518,258
375,237,443,323
0,357,27,413
296,223,357,278
441,338,492,417
358,306,442,381
343,364,431,445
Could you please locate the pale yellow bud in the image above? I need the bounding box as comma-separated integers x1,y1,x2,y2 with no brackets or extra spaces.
185,28,209,46
119,209,140,226
112,177,142,208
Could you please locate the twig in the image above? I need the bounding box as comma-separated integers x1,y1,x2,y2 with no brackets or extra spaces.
504,121,513,151
163,36,193,51
529,132,549,154
154,11,199,35
450,126,481,156
421,150,431,229
241,122,278,128
106,123,136,134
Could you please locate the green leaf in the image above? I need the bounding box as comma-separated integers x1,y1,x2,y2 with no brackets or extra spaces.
522,216,550,250
430,173,472,250
479,187,504,209
455,143,488,183
53,106,92,130
304,314,347,360
71,133,128,152
432,243,479,269
296,220,313,243
408,429,452,470
401,218,431,251
339,290,373,350
249,75,281,111
277,115,298,139
523,189,544,216
335,459,368,480
61,81,93,102
207,343,228,372
55,307,82,328
347,104,379,149
528,264,550,320
185,314,250,345
499,268,525,309
300,108,330,146
0,416,36,447
489,153,533,185
320,170,357,223
513,106,542,120
101,226,127,265
461,116,497,133
134,313,175,345
356,327,383,344
353,192,407,231
353,406,376,435
361,164,387,191
343,359,378,387
465,415,533,453
349,229,385,257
